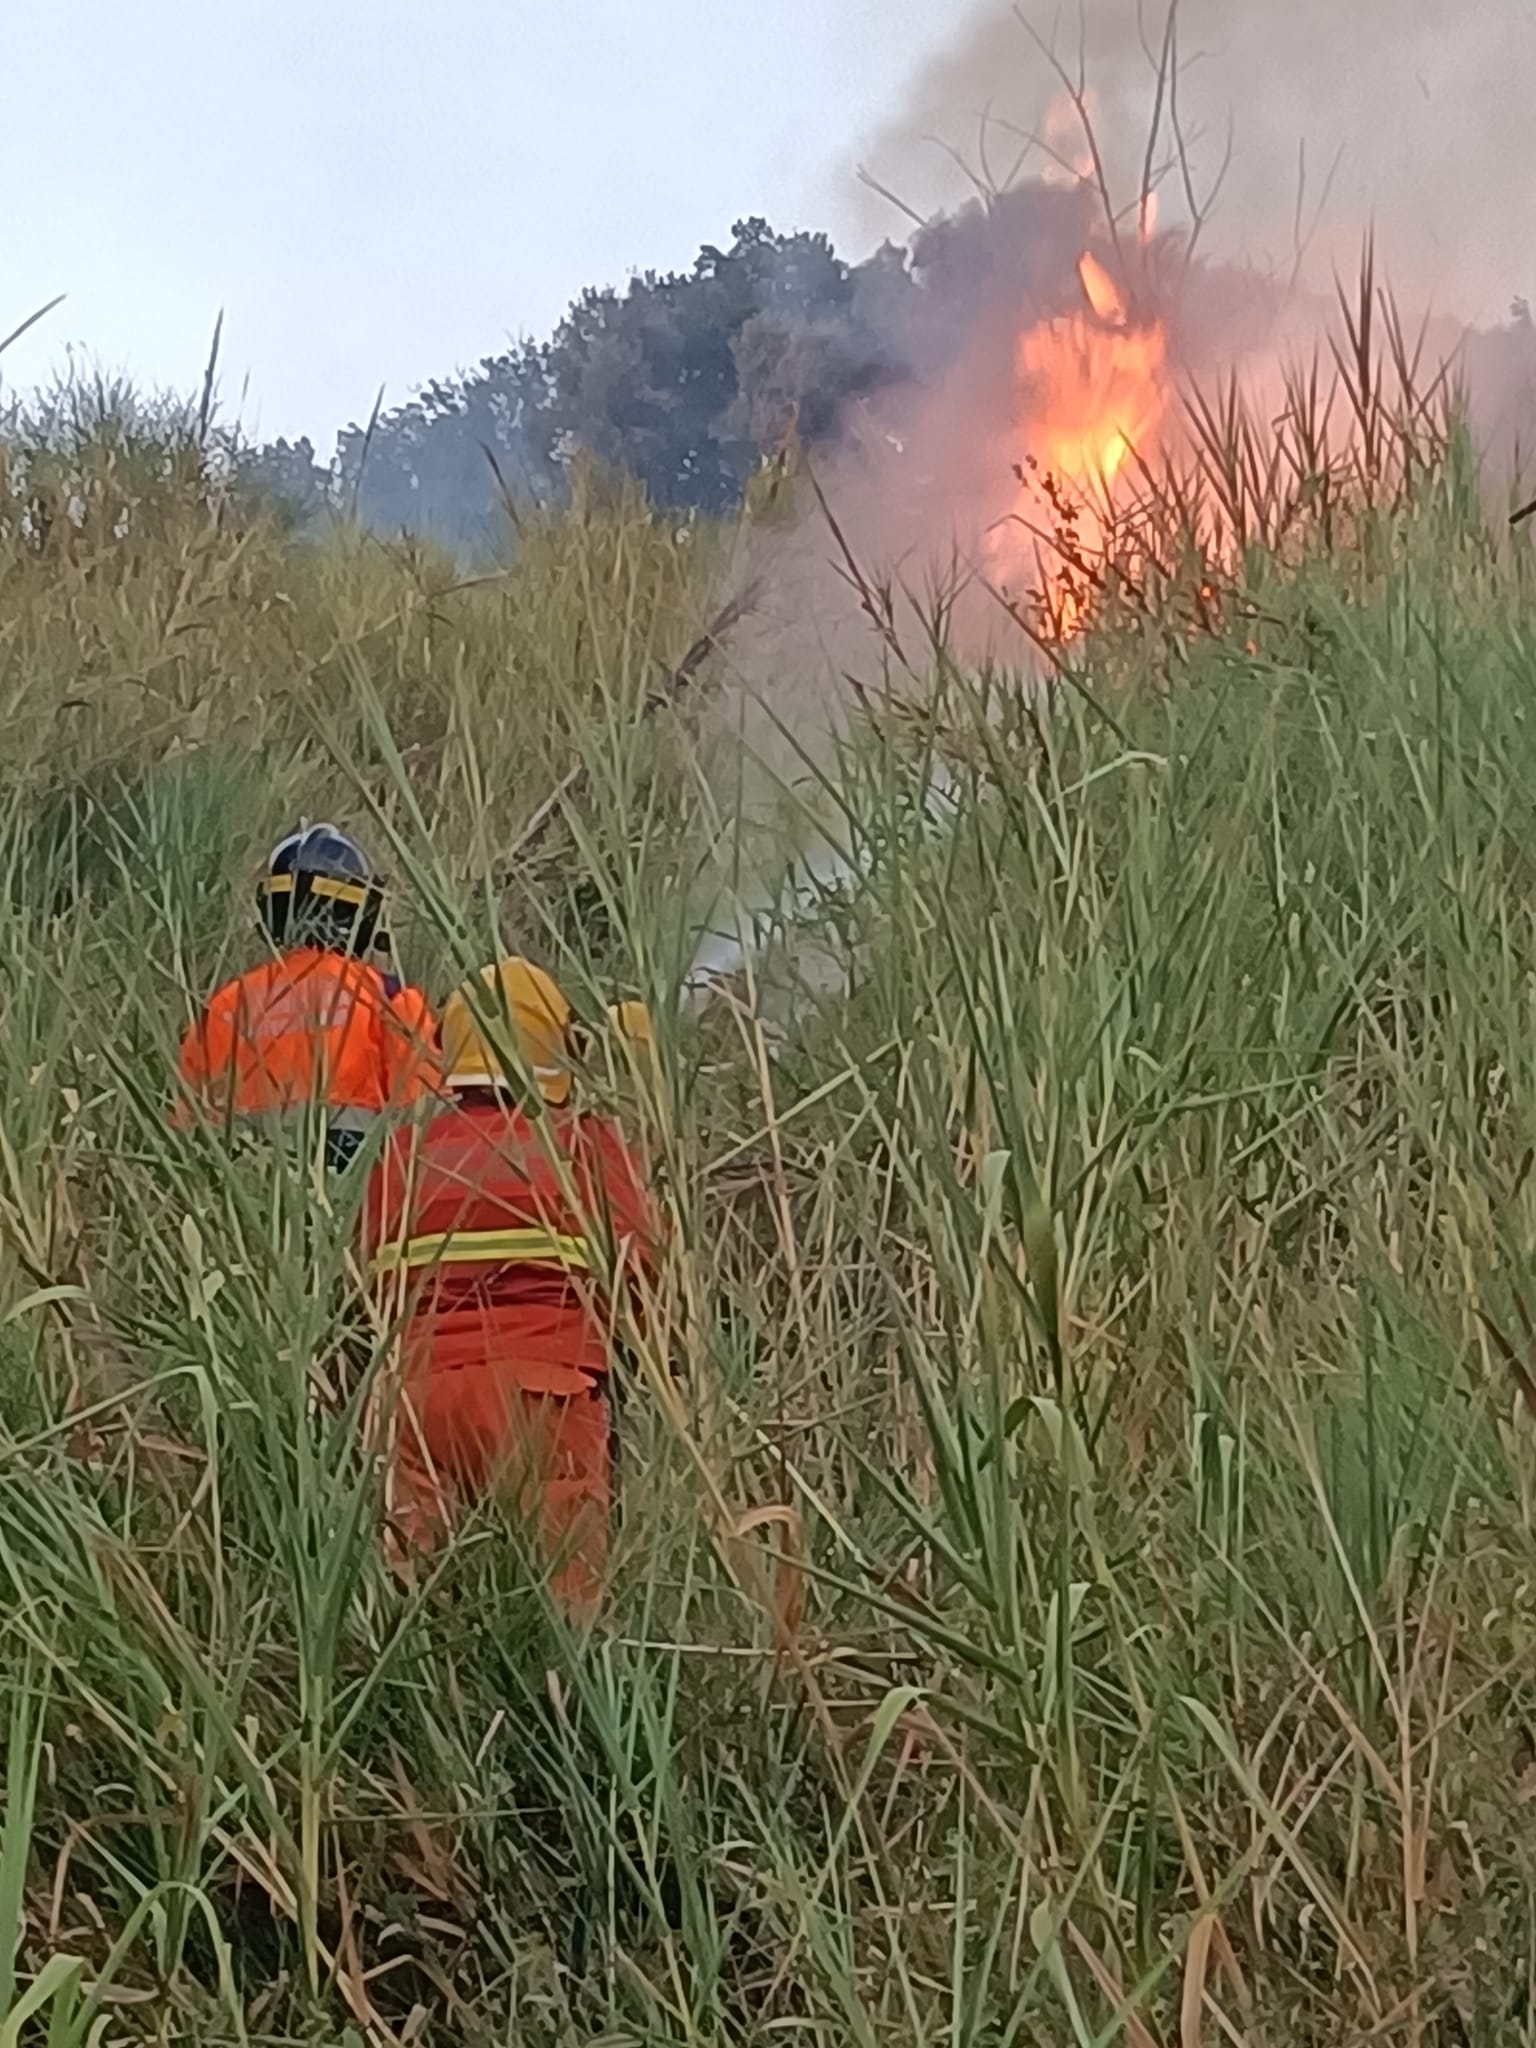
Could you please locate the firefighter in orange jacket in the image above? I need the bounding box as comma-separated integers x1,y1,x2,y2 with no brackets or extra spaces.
177,826,439,1169
362,959,659,1611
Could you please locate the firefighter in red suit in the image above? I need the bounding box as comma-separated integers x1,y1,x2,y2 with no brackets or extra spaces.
362,958,659,1612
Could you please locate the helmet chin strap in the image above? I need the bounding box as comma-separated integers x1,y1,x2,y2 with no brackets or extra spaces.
364,926,397,988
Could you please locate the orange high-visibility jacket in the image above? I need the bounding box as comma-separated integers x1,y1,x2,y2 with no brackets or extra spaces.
176,948,439,1138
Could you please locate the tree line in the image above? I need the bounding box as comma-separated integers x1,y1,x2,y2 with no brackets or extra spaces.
241,217,926,550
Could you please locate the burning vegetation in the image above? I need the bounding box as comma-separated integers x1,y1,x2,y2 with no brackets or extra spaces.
994,243,1170,638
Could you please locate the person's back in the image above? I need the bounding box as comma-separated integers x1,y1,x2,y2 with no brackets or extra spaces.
177,825,437,1168
363,959,658,1608
370,1093,653,1383
183,947,435,1138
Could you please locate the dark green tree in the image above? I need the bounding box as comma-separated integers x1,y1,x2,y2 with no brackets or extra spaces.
247,216,919,541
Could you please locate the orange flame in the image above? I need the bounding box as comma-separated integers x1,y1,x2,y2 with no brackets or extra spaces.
1077,251,1124,325
995,248,1169,640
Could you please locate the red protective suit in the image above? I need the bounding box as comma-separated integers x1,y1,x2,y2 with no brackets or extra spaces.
362,1095,658,1610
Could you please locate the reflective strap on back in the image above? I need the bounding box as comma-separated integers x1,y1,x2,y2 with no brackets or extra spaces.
371,1225,593,1278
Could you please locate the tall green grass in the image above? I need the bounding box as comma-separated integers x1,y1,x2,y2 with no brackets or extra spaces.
0,346,1534,2046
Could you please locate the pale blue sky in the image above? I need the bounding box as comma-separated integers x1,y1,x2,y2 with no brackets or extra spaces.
4,0,972,447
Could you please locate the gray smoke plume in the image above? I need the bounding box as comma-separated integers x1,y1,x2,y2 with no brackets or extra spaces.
686,1,1536,1000
848,0,1535,330
721,0,1536,719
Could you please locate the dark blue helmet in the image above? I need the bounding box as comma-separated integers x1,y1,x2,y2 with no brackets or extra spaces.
257,824,389,954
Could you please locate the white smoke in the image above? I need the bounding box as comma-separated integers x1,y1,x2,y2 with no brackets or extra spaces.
684,762,961,1021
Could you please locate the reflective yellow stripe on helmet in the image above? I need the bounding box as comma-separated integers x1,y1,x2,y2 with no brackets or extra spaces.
371,1225,592,1278
261,873,370,908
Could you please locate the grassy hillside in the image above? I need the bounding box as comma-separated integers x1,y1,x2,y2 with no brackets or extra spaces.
1,374,1535,2047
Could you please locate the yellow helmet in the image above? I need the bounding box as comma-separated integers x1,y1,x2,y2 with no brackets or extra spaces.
440,958,573,1105
607,999,655,1061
